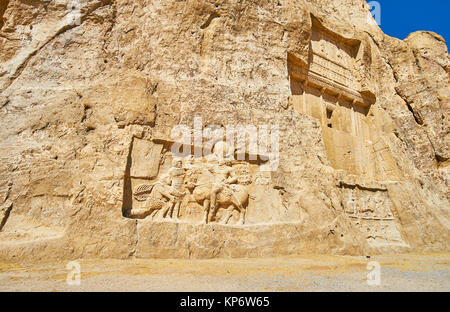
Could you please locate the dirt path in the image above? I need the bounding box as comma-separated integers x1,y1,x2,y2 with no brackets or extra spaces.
0,253,449,292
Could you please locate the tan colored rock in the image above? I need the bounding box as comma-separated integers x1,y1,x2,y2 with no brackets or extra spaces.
0,0,448,261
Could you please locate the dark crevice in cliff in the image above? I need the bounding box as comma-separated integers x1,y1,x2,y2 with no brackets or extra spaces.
405,100,424,125
364,31,381,50
122,137,134,218
0,183,12,231
435,153,449,169
386,60,399,83
394,85,424,126
200,13,220,30
411,50,425,76
423,131,448,169
383,47,424,126
0,0,9,30
0,202,12,232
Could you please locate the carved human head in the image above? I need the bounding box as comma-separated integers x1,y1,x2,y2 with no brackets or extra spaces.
172,158,182,168
213,141,234,160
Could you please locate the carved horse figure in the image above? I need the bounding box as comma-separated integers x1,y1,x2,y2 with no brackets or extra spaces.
185,167,249,225
129,182,183,219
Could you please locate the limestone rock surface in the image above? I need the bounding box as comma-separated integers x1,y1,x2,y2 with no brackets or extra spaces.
0,0,448,261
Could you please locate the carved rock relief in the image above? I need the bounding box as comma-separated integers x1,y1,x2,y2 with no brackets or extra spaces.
309,18,360,91
340,184,406,247
122,138,286,226
288,15,399,181
286,16,406,247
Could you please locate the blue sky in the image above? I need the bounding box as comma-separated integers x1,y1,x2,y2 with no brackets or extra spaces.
373,0,449,43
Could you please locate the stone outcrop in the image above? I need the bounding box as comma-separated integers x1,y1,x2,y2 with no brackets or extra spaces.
0,0,448,261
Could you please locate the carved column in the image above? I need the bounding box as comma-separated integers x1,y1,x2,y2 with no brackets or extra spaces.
351,105,357,137
302,81,308,114
320,87,326,126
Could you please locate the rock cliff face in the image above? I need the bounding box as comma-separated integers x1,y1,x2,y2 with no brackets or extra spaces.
0,0,448,261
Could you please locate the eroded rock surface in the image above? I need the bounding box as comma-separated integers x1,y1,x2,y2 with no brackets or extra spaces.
0,0,448,261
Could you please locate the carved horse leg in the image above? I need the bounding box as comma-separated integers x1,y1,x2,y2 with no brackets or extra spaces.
150,208,160,220
239,205,246,225
209,204,218,223
224,205,235,224
167,202,175,219
228,204,246,225
230,193,246,225
162,199,175,219
173,198,184,220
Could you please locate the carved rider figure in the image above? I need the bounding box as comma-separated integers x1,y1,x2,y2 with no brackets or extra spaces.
130,174,184,220
163,158,186,219
206,142,238,215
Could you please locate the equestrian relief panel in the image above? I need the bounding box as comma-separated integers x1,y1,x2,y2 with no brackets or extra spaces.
122,138,285,226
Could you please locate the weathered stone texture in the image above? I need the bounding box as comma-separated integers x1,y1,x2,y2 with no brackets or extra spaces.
0,0,448,261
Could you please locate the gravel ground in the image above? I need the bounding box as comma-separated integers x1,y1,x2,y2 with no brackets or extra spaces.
0,253,449,292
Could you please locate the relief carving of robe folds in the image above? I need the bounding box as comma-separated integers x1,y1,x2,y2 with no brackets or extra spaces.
122,138,285,226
